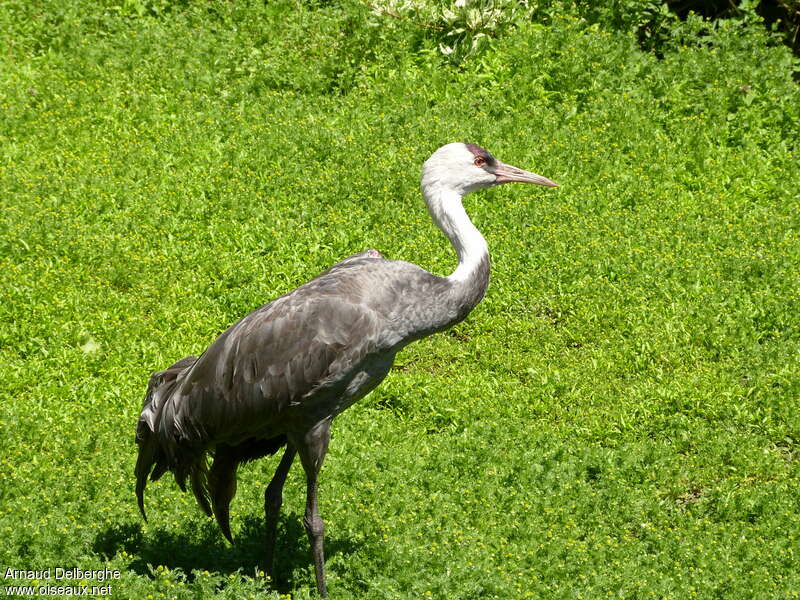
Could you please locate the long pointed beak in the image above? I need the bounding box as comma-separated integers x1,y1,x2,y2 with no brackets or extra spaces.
494,161,558,187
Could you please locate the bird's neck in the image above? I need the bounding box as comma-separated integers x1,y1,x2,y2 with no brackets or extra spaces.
425,183,490,306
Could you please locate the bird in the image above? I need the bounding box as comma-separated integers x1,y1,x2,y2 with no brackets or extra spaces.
134,142,558,597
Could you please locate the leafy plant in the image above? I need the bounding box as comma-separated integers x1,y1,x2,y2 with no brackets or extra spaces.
368,0,532,62
1,0,799,598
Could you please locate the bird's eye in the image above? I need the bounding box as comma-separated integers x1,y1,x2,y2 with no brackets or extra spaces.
474,156,486,167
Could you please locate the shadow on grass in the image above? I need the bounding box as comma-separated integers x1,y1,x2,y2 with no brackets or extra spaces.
93,514,362,594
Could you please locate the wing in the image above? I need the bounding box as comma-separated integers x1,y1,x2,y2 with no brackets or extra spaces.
154,250,429,450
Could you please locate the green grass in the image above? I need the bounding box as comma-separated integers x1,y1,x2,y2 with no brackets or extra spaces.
1,1,800,598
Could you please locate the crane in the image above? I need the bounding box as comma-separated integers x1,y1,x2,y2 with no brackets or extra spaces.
135,142,558,597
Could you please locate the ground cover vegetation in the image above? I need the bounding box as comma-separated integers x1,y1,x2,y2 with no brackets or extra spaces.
1,0,799,598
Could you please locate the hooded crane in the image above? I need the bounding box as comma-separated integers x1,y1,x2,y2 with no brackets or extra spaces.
135,142,558,597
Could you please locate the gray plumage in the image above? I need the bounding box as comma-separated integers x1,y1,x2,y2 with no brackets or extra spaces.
135,143,557,597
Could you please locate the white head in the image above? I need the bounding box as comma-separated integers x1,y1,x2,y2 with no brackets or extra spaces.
418,143,558,282
421,142,558,197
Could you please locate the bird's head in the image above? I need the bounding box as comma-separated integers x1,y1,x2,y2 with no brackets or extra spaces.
421,142,558,197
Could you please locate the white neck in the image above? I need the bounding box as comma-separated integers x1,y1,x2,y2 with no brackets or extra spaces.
423,183,489,282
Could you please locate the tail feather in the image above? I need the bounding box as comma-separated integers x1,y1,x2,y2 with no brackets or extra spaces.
209,447,239,544
150,460,169,482
134,437,156,521
190,454,212,517
135,355,197,522
135,354,290,543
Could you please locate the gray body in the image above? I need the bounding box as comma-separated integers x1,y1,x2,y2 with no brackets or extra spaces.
139,250,487,476
134,143,556,598
178,251,486,434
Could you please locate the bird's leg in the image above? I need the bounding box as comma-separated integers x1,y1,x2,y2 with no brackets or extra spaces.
264,443,296,579
291,421,331,598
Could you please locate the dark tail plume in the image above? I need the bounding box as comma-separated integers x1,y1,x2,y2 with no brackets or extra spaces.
135,355,288,542
135,355,197,522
